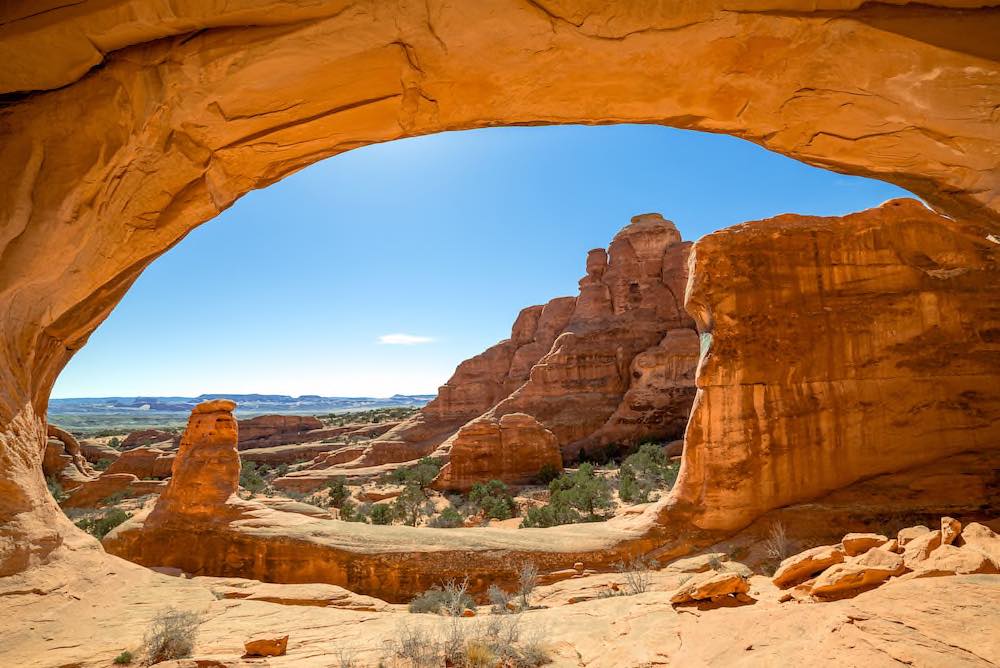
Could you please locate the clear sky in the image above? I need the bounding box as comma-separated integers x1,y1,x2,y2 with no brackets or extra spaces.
51,124,910,399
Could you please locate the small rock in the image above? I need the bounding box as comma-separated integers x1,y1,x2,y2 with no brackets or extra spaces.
897,525,930,547
941,517,962,545
461,608,476,618
841,533,888,557
959,522,1000,570
244,634,288,657
772,545,845,589
671,571,751,604
810,549,905,598
902,530,942,570
573,561,584,571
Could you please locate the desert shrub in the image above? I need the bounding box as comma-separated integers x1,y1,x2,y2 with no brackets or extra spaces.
393,483,434,526
468,480,516,520
94,458,114,471
274,463,290,478
578,445,615,467
516,561,538,610
339,500,364,522
389,611,549,668
369,503,394,525
488,583,513,613
521,501,583,529
428,506,464,528
46,476,67,503
618,443,680,504
522,463,613,528
616,556,659,595
408,579,475,615
762,521,792,574
536,463,560,484
239,461,267,496
142,608,199,664
326,476,349,508
108,436,121,449
100,490,130,506
382,456,443,488
75,508,132,540
112,650,133,665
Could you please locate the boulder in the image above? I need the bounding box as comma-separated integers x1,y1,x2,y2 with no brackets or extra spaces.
772,545,845,589
902,544,1000,578
432,413,562,492
243,634,288,657
841,533,888,557
104,447,175,479
941,517,961,546
670,571,751,604
122,429,178,449
902,530,942,570
810,549,906,599
79,440,121,464
959,523,1000,570
897,525,931,547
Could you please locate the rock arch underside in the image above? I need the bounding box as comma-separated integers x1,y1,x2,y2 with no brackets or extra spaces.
1,1,999,665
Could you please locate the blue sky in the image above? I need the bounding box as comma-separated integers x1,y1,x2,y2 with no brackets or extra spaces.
52,125,910,398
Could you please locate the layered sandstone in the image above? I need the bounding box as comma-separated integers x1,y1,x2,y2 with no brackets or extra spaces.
672,199,1000,533
104,446,175,479
2,0,999,575
432,413,563,492
485,214,698,459
122,429,178,449
41,425,95,486
237,414,328,450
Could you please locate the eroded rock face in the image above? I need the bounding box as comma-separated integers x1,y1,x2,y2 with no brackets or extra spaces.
432,413,563,492
147,399,241,522
122,429,178,449
674,199,1000,532
487,214,697,458
2,1,999,574
104,447,175,480
237,414,325,450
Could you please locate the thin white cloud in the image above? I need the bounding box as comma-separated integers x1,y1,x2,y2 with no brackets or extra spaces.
378,333,435,345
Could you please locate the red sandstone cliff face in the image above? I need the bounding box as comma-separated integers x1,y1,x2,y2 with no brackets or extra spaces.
671,199,1000,532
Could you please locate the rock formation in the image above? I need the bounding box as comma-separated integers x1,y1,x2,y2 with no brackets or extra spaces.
61,474,166,509
41,424,95,486
104,446,175,479
673,199,1000,533
1,0,999,577
122,429,178,449
484,214,697,459
431,413,563,492
237,414,326,450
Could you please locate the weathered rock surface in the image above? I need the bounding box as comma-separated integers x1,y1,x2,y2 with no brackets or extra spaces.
842,533,889,557
122,429,178,449
670,570,751,604
432,413,563,492
104,446,175,479
487,214,698,459
61,473,166,509
772,545,845,589
78,440,121,464
243,633,287,657
961,523,1000,570
675,199,1000,533
237,414,331,450
42,425,95,486
810,548,907,599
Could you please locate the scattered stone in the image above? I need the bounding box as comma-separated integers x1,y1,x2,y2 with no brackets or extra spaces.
902,530,942,570
841,533,888,557
959,522,1000,570
941,517,961,545
772,545,845,589
810,549,905,599
897,525,931,547
900,544,999,578
243,633,288,657
670,571,751,605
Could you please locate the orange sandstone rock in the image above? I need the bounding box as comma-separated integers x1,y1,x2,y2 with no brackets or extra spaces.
810,549,906,599
841,533,889,557
772,545,846,589
243,633,288,657
432,413,562,492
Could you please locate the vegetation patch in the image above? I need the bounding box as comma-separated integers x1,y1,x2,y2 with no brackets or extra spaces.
75,507,132,540
522,463,613,528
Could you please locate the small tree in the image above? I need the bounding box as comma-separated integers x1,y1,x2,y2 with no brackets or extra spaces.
326,476,349,508
369,503,393,525
536,462,560,484
428,506,464,528
469,480,516,520
239,461,267,496
393,483,429,526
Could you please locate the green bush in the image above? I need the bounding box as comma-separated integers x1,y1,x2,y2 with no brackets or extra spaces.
536,462,560,484
94,458,114,471
239,461,267,496
392,483,432,526
369,503,394,525
46,476,67,503
618,443,680,503
468,480,516,520
522,463,613,528
428,506,464,528
75,508,132,539
112,650,133,665
326,476,349,508
382,457,443,488
339,500,364,522
108,436,121,449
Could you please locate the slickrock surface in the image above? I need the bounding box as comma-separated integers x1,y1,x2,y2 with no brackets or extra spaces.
122,428,178,449
675,199,1000,532
431,413,563,492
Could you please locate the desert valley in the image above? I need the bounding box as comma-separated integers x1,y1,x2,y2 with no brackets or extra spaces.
1,2,999,667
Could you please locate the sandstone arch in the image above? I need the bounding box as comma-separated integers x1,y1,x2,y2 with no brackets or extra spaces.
1,1,998,576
